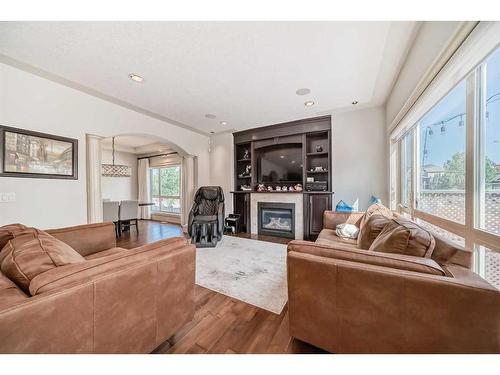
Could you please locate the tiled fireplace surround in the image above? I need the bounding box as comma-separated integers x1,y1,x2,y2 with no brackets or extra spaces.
250,193,304,240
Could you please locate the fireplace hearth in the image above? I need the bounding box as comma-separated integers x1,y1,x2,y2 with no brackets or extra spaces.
258,202,295,238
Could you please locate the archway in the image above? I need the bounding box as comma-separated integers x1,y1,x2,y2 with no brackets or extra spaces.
86,132,197,231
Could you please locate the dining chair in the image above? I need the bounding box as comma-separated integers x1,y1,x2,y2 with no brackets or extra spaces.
102,200,120,237
119,200,139,234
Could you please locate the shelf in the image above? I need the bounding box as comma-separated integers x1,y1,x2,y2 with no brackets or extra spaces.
230,191,333,194
237,175,252,179
307,170,328,174
237,159,252,162
306,151,328,156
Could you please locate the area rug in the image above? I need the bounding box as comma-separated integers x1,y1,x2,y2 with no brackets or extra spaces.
195,236,288,314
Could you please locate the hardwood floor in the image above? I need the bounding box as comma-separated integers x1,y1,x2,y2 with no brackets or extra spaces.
119,220,325,354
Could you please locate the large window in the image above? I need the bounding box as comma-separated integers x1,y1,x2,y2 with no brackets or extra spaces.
150,166,181,214
392,44,500,289
417,81,467,223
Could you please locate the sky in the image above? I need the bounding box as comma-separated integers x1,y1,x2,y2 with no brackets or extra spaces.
419,47,500,167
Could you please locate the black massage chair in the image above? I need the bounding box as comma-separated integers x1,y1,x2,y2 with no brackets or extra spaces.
188,186,225,247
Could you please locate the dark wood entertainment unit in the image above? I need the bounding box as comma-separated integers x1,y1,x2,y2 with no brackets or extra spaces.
231,115,333,241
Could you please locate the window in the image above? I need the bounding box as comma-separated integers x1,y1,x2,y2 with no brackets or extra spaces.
477,47,500,236
393,44,500,289
417,80,467,223
150,166,181,214
474,245,500,290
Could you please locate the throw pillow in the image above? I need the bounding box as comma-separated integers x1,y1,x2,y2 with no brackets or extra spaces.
0,223,27,250
357,214,391,249
0,228,85,294
335,223,359,239
369,218,436,258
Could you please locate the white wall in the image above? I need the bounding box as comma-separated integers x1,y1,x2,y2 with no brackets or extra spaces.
331,106,388,211
209,107,388,213
0,63,210,228
209,133,234,214
101,149,138,201
386,21,461,127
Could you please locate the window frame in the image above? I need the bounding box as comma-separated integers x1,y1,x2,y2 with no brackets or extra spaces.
149,165,182,216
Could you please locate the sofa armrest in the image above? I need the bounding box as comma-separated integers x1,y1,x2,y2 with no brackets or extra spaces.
287,250,500,353
288,240,446,276
323,211,364,230
46,222,116,257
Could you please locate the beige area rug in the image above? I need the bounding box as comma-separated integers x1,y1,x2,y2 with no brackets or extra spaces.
195,236,288,314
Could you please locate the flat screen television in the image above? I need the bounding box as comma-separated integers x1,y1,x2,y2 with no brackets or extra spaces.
257,144,303,183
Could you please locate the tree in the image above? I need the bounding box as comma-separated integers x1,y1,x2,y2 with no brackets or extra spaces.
485,157,497,184
436,152,465,190
433,151,498,189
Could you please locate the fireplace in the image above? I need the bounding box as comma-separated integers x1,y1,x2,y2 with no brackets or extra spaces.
258,202,295,238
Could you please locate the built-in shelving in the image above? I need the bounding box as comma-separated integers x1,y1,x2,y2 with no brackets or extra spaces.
232,115,333,238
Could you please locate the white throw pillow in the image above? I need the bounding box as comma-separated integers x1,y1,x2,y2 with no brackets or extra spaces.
335,223,359,239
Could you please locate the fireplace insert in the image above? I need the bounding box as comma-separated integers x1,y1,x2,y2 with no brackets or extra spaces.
258,202,295,238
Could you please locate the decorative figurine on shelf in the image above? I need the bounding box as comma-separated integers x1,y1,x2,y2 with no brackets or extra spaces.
267,186,273,192
240,185,252,191
275,186,281,191
306,177,314,182
313,166,326,172
294,183,303,192
243,149,250,159
315,145,323,153
288,186,295,192
245,165,252,176
257,184,266,192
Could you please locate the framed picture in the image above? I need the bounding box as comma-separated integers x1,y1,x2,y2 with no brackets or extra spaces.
0,125,78,180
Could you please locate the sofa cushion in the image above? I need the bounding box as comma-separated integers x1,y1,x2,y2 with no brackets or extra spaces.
0,272,28,310
316,228,358,247
0,228,85,293
84,247,126,260
30,237,190,295
0,223,27,255
357,214,391,250
369,218,435,258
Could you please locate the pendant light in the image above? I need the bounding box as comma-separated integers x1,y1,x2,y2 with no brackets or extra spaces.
101,137,132,177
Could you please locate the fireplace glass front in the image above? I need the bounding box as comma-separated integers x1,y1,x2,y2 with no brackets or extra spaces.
258,202,295,238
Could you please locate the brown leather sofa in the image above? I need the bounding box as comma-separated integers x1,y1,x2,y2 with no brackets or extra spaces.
0,222,195,353
287,207,500,353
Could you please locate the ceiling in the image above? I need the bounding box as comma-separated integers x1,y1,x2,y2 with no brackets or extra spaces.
101,135,173,155
0,22,418,135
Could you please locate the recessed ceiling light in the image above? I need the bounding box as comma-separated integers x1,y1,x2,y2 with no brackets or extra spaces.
296,88,311,96
220,121,228,126
205,114,216,119
128,73,144,83
279,155,285,159
304,100,315,107
352,101,359,105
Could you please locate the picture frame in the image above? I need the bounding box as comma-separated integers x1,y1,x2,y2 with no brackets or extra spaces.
0,125,78,180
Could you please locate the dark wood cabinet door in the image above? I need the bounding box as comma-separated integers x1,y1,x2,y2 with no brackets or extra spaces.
305,193,332,240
